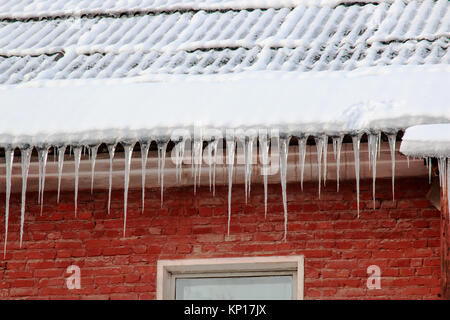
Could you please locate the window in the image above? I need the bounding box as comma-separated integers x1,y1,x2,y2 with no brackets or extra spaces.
157,256,304,300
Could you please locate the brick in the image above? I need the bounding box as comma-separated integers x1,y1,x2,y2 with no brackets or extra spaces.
0,178,441,301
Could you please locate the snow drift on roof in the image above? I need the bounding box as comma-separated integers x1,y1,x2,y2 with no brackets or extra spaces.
0,64,448,146
0,0,395,19
400,123,450,158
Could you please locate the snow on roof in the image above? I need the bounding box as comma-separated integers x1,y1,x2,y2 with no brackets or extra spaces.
0,0,448,84
0,0,448,142
0,1,396,19
400,123,450,158
0,64,448,145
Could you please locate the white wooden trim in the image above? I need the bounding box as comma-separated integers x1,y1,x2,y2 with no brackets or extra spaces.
156,255,304,300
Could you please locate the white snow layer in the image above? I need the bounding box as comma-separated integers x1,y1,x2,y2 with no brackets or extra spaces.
0,0,448,84
400,123,450,157
0,0,393,19
0,64,448,146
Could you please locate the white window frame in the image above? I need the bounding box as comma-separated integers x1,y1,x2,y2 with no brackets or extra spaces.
157,255,304,300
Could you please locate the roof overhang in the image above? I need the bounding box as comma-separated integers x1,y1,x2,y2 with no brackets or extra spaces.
0,65,449,146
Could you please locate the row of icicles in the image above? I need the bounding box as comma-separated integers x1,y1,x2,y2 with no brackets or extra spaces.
0,130,436,258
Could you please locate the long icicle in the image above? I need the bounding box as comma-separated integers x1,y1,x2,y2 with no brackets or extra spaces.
73,146,82,217
377,132,382,159
438,157,446,189
314,135,324,199
226,134,236,236
247,135,255,199
352,133,362,217
447,158,450,226
387,131,397,202
192,133,203,194
212,139,218,197
107,143,116,215
56,145,66,203
122,142,135,237
368,133,379,209
19,146,32,248
297,136,307,191
438,158,447,196
207,141,213,192
37,146,49,216
323,135,328,187
260,132,270,218
89,144,99,194
175,138,186,184
279,135,290,242
140,140,150,213
3,146,14,258
332,135,344,192
428,157,432,184
157,140,168,208
238,136,248,204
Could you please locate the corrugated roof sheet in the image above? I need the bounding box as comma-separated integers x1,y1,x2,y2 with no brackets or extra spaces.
0,0,448,84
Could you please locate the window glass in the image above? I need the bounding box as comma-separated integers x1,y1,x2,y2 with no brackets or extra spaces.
175,275,293,300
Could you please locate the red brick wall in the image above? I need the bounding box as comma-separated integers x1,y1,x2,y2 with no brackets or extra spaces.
0,177,442,300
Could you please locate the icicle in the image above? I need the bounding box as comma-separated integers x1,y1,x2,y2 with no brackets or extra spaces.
212,139,218,197
226,134,236,235
89,144,99,194
3,146,14,258
377,132,382,159
175,142,181,183
37,146,49,215
447,158,450,226
438,157,446,188
122,142,135,237
238,135,248,203
352,133,362,217
192,137,203,194
332,138,337,160
73,146,82,216
190,139,194,178
259,132,270,217
368,135,372,171
428,157,432,184
314,135,325,199
106,143,116,215
297,136,307,191
323,135,328,187
387,131,397,201
246,135,255,199
279,135,290,242
56,145,66,203
19,146,32,248
368,133,379,209
206,140,213,192
174,138,186,184
157,139,168,207
139,140,150,213
332,135,344,192
407,156,410,168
